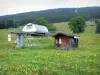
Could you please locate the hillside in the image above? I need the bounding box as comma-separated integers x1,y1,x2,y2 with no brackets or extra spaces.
0,7,100,24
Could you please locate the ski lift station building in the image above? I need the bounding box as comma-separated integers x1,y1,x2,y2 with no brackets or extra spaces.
11,23,49,48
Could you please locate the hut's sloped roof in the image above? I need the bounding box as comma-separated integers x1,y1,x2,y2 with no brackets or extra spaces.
53,32,79,37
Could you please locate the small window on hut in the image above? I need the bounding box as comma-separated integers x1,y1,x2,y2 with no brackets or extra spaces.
71,39,75,44
59,37,62,44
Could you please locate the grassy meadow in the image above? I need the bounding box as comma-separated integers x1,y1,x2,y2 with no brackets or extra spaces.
0,21,100,75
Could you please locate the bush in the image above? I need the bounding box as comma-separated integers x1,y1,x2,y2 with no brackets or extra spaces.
34,17,56,31
95,20,100,33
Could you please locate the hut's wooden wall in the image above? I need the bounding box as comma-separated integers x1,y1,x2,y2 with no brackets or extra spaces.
61,35,69,49
55,35,70,49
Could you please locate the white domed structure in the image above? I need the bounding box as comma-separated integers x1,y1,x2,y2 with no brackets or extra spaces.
22,23,48,33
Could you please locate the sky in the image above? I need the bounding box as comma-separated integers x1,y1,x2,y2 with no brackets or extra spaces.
0,0,100,16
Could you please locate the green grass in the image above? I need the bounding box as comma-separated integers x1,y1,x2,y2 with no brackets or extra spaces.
0,29,10,49
55,22,72,33
0,21,100,75
55,21,96,33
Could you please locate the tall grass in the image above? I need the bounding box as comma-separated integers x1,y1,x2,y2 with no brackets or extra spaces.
0,21,100,75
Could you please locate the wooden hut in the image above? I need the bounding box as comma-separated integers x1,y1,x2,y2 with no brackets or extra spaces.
53,32,79,49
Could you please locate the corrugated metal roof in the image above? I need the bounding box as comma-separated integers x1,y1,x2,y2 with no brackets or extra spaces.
22,23,48,33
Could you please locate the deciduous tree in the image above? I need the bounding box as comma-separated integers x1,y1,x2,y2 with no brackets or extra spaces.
68,16,85,33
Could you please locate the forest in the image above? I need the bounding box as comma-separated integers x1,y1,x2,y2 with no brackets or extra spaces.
0,7,100,29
